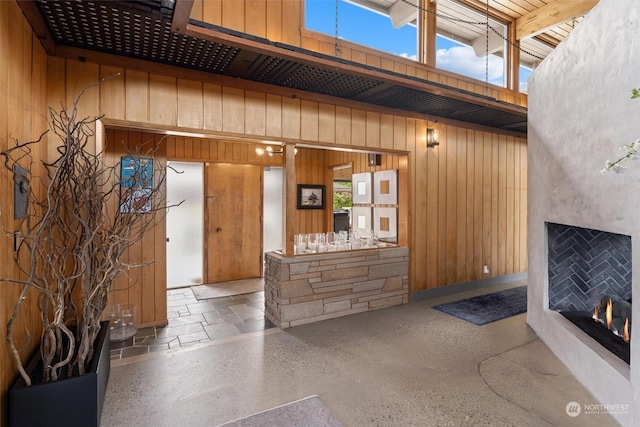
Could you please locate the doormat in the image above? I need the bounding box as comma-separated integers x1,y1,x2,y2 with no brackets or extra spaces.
432,286,527,325
218,395,343,427
191,278,264,300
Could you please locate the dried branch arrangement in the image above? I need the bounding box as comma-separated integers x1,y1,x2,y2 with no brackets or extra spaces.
1,77,167,384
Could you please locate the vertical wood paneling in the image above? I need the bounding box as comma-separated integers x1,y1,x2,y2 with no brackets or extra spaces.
455,127,467,284
483,132,493,273
445,127,458,284
191,0,203,21
426,126,439,288
246,0,266,38
222,0,244,32
203,83,223,131
66,61,100,153
506,138,515,275
177,79,203,129
513,139,521,273
300,99,319,141
100,66,125,120
380,114,394,150
222,86,245,134
126,131,144,316
335,106,351,144
393,117,407,151
201,0,221,25
150,74,177,126
266,0,283,41
0,3,48,423
473,131,484,280
366,112,380,148
153,134,168,321
465,129,475,280
318,103,336,143
244,90,267,136
520,142,528,272
409,120,420,290
125,70,149,122
103,129,168,325
350,109,366,147
497,135,507,275
490,137,499,276
281,0,301,46
110,128,132,307
266,93,282,137
281,97,301,139
399,121,413,247
437,125,448,286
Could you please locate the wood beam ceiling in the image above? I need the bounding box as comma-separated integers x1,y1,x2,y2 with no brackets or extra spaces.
170,0,194,33
515,0,599,40
16,0,55,54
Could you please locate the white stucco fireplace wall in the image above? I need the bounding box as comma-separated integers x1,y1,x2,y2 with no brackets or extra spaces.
528,0,640,425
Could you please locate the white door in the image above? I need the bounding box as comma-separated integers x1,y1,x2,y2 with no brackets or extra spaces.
166,161,204,289
263,167,283,253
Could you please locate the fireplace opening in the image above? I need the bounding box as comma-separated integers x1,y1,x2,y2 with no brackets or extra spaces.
547,222,632,364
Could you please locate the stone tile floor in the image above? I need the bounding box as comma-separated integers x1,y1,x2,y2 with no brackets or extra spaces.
109,288,275,360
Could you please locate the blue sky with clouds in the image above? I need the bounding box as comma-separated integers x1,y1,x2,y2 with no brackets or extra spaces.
305,0,531,92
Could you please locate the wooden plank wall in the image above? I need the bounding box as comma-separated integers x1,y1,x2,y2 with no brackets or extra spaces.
190,0,526,107
190,0,302,46
0,1,48,424
102,129,168,328
52,55,527,311
295,148,328,234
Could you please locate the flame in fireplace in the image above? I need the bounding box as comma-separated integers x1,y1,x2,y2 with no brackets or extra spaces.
592,298,632,343
606,299,613,330
624,318,630,343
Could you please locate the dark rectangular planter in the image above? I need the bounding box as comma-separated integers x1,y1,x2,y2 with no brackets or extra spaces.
9,321,111,427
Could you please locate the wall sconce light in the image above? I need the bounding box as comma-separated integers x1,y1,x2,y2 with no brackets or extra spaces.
367,153,381,166
427,128,439,148
255,145,298,156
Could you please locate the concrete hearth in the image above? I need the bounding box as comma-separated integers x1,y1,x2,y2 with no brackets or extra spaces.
527,0,640,425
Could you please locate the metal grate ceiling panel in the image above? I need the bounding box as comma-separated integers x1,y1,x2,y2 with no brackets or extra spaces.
32,0,527,135
247,57,385,98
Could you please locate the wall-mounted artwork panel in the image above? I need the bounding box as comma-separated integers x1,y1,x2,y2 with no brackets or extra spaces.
352,172,372,204
373,169,397,205
352,206,372,235
374,207,397,243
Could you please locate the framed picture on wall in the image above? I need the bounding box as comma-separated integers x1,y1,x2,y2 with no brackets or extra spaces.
373,207,398,243
352,172,372,204
120,156,153,213
297,184,325,209
352,207,372,235
373,169,398,205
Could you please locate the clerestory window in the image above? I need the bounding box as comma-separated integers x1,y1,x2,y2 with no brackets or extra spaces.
305,0,418,61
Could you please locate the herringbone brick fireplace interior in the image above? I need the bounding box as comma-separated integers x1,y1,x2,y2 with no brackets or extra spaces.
547,222,632,312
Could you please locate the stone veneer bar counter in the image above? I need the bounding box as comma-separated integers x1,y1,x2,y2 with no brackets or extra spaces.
264,247,409,328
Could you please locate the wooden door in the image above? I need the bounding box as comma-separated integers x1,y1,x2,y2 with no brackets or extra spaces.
205,163,263,283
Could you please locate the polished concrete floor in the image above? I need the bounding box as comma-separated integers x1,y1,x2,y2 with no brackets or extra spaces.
102,281,618,426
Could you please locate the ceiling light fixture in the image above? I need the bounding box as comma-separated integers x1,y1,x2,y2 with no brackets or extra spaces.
255,145,297,156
